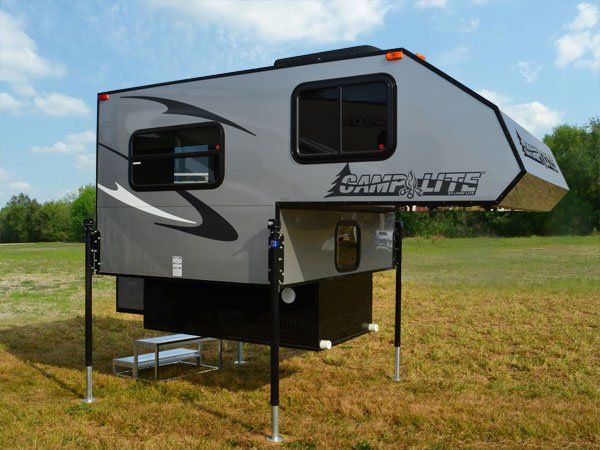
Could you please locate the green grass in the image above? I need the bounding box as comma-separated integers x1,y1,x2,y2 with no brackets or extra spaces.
0,236,599,448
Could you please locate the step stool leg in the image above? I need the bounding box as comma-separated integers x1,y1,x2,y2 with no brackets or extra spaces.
234,341,246,365
196,341,202,366
133,347,139,379
218,339,223,369
154,348,159,380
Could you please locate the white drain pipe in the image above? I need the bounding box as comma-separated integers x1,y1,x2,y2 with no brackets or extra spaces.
319,340,332,350
362,323,379,332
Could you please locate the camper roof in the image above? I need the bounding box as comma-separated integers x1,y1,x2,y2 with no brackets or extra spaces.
273,45,382,67
100,46,415,95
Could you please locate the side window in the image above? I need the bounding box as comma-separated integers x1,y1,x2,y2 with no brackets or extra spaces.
335,221,361,272
342,82,389,153
294,74,395,163
130,123,223,190
298,87,339,154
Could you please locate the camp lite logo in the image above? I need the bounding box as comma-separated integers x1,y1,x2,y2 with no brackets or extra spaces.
516,130,558,173
325,164,484,198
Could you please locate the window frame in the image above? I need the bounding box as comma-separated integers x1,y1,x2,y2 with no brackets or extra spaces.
291,73,397,164
334,220,361,273
128,121,225,192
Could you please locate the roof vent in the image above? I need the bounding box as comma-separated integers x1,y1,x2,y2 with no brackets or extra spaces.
274,45,382,68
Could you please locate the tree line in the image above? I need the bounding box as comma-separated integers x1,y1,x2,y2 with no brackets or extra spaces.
0,119,597,243
0,186,95,243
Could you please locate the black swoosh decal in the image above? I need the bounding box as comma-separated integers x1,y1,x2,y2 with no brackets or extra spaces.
124,95,256,136
155,191,238,241
99,142,129,160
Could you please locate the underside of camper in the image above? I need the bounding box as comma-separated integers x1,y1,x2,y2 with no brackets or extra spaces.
95,46,568,352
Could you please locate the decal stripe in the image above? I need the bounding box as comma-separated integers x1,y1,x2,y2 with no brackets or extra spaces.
98,183,196,224
124,96,256,137
98,143,129,160
98,183,238,241
155,191,238,242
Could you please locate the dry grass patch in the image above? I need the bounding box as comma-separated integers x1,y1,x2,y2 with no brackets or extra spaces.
0,236,598,448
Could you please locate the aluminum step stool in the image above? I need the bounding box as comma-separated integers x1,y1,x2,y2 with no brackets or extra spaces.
113,334,222,381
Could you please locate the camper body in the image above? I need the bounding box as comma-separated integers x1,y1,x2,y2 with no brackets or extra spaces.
96,46,568,351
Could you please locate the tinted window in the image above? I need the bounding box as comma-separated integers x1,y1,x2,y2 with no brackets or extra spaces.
298,87,339,155
294,75,394,163
130,124,223,190
335,221,360,272
342,82,388,153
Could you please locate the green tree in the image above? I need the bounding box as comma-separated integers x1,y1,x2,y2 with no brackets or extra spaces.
542,117,599,234
69,185,96,241
0,194,42,243
39,199,72,242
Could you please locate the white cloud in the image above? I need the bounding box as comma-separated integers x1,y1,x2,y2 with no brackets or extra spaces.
32,131,95,154
458,18,480,33
513,61,541,83
478,89,562,137
570,2,599,31
555,3,600,70
0,92,26,113
506,102,563,136
13,84,36,97
75,153,96,170
8,181,32,192
0,11,64,84
555,31,600,70
416,0,446,8
436,46,469,67
0,166,32,201
151,0,392,43
0,12,87,117
32,92,90,116
31,131,96,172
478,89,510,106
0,91,89,117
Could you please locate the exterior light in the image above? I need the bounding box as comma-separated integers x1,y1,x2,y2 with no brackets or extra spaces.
385,51,404,61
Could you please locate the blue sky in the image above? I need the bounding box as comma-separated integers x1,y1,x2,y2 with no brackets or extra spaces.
0,0,598,206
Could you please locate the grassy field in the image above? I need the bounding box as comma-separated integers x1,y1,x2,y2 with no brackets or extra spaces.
0,236,598,449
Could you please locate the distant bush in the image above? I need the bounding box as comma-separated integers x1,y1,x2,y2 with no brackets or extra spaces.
0,194,42,242
0,185,95,243
69,186,96,242
39,198,73,242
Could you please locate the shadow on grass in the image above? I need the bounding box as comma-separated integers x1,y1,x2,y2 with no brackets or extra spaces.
27,362,82,397
0,316,301,392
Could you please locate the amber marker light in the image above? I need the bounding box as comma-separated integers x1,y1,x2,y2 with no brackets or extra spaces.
416,53,426,60
385,51,404,61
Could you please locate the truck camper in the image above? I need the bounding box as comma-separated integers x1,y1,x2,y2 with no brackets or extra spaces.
87,45,568,441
